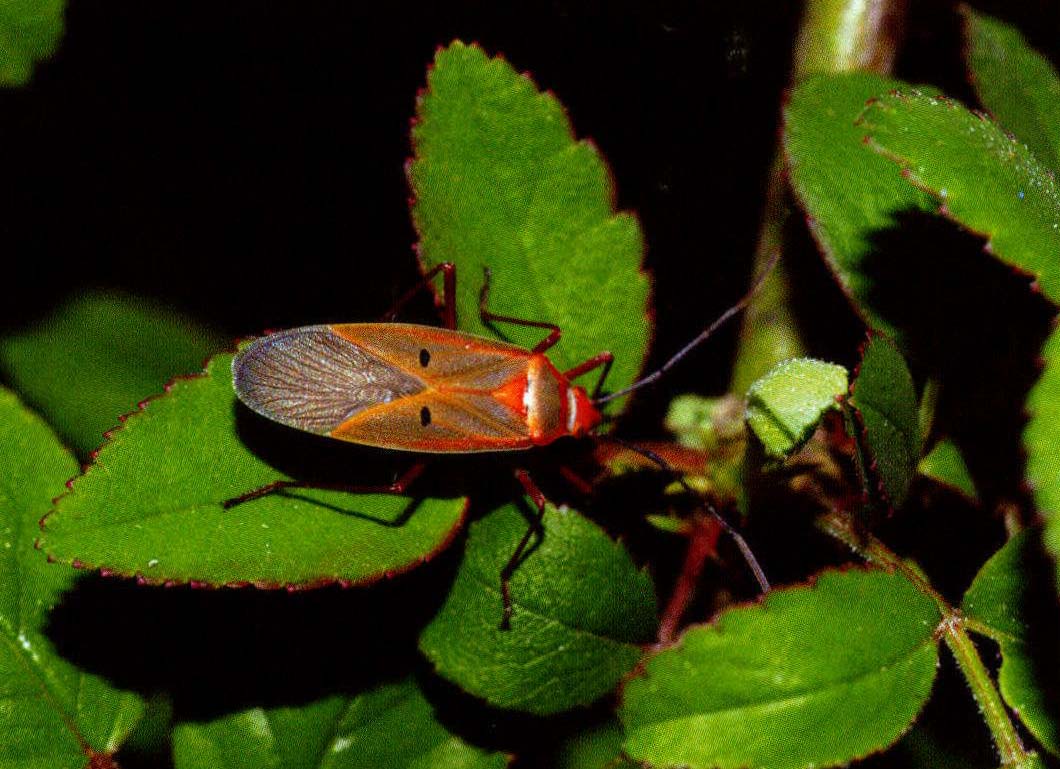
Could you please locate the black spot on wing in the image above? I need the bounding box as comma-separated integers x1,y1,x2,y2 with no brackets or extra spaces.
232,325,425,434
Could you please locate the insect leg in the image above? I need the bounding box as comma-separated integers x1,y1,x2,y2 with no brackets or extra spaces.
222,461,427,509
563,352,614,400
601,436,771,594
479,267,562,353
498,468,549,630
383,262,458,329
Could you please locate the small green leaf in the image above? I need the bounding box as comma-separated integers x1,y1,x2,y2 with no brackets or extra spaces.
665,394,745,452
848,336,919,509
554,719,637,769
963,8,1060,171
419,502,656,714
0,386,144,767
1024,325,1060,592
784,72,936,335
0,0,63,86
0,291,224,455
744,358,848,459
962,530,1060,756
620,568,941,769
38,354,468,587
409,41,649,412
919,438,978,500
172,678,508,769
858,90,1060,305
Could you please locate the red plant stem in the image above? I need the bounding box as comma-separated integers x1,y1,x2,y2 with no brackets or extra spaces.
657,517,722,644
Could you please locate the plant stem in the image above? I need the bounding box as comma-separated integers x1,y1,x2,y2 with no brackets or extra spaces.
940,614,1029,767
817,509,1036,767
657,517,721,645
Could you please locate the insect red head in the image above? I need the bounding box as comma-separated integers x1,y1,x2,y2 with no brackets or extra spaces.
568,386,602,437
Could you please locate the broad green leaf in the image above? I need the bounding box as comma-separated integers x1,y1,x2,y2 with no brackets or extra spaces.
173,678,508,769
784,72,936,335
963,8,1060,171
420,502,656,714
554,719,636,769
0,386,144,767
848,336,919,509
409,41,649,412
961,530,1060,756
38,354,468,587
0,0,63,86
744,358,848,459
919,438,978,500
858,90,1060,304
0,291,224,455
620,568,940,769
1025,326,1060,592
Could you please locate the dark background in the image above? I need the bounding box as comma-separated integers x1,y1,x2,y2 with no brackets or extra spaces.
4,1,1060,766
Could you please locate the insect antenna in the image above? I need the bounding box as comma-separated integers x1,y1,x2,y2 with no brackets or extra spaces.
594,252,781,405
601,435,770,594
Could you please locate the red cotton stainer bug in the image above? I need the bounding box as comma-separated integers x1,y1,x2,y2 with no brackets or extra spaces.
227,259,775,628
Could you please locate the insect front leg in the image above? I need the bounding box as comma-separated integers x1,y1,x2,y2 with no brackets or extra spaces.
478,267,562,353
564,351,614,400
222,461,427,509
498,468,549,630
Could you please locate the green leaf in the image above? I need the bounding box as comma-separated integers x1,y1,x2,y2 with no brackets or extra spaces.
0,0,63,86
963,8,1060,171
961,530,1060,756
0,386,144,767
744,358,848,459
919,438,978,500
784,72,936,335
420,502,656,714
1024,325,1060,593
665,394,745,452
172,678,508,769
858,90,1060,305
620,568,941,769
38,354,468,587
0,291,225,455
554,719,637,769
409,41,649,412
848,336,919,509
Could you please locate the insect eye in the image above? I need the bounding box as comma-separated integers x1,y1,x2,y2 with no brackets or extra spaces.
420,406,432,427
419,349,430,367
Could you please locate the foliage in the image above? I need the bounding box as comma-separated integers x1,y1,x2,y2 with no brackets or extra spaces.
1,6,1059,769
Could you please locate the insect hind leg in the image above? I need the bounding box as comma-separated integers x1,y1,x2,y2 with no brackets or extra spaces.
498,468,549,630
222,462,427,509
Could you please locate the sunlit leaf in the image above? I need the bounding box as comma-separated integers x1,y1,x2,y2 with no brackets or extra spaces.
621,568,940,769
744,357,848,459
172,678,508,769
0,387,144,767
409,41,649,413
420,502,656,714
39,354,468,588
962,530,1060,756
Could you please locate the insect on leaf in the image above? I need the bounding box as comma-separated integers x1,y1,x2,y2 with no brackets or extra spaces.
409,41,650,413
38,354,469,588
